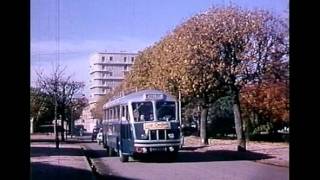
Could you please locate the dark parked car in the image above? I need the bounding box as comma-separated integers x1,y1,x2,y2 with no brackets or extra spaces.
91,128,99,141
182,121,198,136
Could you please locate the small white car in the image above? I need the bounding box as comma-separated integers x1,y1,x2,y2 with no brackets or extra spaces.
96,132,103,145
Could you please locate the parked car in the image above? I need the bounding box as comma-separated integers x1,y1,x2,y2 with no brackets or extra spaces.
182,121,198,136
96,130,103,145
91,128,99,141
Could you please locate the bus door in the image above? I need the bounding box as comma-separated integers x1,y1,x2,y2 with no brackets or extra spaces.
120,105,133,154
120,123,133,154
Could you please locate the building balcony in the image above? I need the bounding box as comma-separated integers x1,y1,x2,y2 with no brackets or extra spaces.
90,69,107,74
92,76,124,80
93,61,133,65
90,84,112,89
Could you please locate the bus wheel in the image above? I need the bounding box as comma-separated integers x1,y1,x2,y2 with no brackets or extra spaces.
105,146,109,156
108,148,114,157
168,152,178,162
119,150,129,162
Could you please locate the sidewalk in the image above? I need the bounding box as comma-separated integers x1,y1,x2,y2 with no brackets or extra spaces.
183,136,289,167
30,134,95,180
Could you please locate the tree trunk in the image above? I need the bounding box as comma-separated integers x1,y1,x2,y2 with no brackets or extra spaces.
245,112,253,141
233,92,246,152
34,106,43,132
200,107,208,145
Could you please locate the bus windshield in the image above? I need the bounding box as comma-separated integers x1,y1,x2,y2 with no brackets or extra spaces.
132,101,154,122
156,101,176,121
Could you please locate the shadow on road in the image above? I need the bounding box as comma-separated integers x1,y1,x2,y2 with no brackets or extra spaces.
178,150,273,162
31,146,84,157
137,150,273,163
181,146,208,151
95,173,139,180
31,162,93,180
84,148,109,158
31,156,134,180
30,139,90,143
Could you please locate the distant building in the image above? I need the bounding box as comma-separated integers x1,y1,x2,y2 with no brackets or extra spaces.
89,51,137,105
82,51,137,132
78,105,98,132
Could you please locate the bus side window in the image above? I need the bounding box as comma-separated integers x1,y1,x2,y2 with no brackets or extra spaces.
110,109,113,120
125,106,129,121
113,107,116,120
121,105,125,121
116,106,120,120
108,109,110,120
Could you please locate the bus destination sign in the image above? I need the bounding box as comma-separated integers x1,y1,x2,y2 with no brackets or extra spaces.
143,94,165,100
143,122,171,130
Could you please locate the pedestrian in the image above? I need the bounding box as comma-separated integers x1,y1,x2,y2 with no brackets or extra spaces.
80,127,83,136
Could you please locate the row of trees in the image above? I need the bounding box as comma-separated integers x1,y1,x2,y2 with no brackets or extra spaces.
94,7,289,151
30,66,87,141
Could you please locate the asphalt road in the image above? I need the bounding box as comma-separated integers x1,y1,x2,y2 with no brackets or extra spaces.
81,139,289,180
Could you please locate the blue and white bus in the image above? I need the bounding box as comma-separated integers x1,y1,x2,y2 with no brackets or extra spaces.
102,89,181,162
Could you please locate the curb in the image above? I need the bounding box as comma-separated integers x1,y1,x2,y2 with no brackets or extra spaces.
80,146,98,180
254,160,289,168
81,145,115,180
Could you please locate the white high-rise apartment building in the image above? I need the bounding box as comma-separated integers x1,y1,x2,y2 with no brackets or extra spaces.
89,52,137,105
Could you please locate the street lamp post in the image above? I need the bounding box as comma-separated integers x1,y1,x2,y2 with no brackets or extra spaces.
71,107,75,138
54,96,59,149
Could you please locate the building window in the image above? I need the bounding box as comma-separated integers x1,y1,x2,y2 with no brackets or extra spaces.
102,56,105,62
109,72,113,76
109,56,113,61
131,57,134,62
124,57,127,62
124,65,127,71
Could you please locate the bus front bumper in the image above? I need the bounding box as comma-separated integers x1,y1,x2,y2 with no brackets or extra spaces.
133,140,180,153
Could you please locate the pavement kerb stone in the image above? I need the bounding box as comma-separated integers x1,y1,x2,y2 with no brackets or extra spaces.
79,145,97,180
81,145,102,178
81,145,115,177
254,159,289,168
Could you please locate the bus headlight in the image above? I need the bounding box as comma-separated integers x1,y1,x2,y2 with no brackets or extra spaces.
169,146,175,152
141,134,148,140
168,133,175,139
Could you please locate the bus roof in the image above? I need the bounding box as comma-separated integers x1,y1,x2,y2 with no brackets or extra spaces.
103,89,176,109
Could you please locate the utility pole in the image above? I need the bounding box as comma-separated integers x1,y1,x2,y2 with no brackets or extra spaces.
55,0,60,149
178,91,182,126
178,90,183,147
54,88,59,149
70,106,73,138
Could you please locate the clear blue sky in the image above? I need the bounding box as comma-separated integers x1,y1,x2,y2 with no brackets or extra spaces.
31,0,288,96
